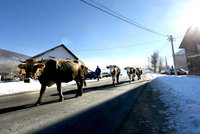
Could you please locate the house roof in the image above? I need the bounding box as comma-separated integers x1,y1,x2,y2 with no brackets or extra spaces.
30,44,79,60
179,26,200,48
175,49,185,55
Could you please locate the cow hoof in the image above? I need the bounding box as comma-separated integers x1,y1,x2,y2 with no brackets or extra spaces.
34,103,40,106
75,94,79,98
59,98,64,102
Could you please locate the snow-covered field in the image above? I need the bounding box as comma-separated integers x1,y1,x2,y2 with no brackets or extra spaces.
148,73,200,134
0,73,200,133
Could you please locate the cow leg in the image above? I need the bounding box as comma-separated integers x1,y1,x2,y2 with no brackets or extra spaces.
112,76,116,86
75,79,83,97
56,82,64,102
35,84,46,106
132,74,135,81
138,75,141,80
128,74,131,83
84,79,87,87
117,73,120,84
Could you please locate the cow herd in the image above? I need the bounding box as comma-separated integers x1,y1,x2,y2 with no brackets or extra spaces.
18,58,143,106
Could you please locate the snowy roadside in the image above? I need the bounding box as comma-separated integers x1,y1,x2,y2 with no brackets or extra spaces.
147,73,200,134
1,73,200,133
0,77,110,96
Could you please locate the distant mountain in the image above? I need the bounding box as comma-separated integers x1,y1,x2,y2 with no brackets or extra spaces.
0,49,30,74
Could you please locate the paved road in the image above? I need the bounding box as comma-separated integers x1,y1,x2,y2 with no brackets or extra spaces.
0,75,149,134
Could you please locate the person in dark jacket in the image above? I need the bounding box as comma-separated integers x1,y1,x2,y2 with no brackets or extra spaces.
95,66,101,81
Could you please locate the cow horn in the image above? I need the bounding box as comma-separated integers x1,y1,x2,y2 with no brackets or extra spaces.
18,59,26,63
37,58,44,63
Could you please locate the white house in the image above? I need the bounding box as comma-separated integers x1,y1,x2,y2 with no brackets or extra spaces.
30,44,78,60
175,49,188,71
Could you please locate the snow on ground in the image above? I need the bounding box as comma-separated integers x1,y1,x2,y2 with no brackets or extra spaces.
147,73,200,134
1,73,200,133
0,77,110,96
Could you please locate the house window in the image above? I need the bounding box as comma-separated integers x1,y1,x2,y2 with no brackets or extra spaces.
49,56,55,59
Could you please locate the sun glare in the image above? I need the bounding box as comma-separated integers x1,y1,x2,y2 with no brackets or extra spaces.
181,0,200,28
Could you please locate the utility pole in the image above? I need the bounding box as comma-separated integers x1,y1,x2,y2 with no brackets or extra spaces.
168,35,177,76
147,57,150,73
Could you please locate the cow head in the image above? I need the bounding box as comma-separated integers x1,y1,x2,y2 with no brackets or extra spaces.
124,67,134,74
124,67,131,73
106,65,117,76
18,59,45,82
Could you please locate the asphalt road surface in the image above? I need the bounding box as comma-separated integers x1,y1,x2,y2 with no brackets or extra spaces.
0,75,149,134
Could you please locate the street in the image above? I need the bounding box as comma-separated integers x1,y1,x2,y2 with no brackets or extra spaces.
0,75,149,134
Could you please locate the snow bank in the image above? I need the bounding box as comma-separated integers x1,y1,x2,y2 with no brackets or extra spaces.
148,73,200,133
0,78,109,96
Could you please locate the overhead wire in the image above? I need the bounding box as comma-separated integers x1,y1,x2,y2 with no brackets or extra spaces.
81,0,168,37
90,0,164,37
158,40,169,53
71,39,167,51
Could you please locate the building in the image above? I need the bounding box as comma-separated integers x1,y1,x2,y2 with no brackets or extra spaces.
29,44,88,75
31,44,78,60
179,26,200,75
174,49,188,71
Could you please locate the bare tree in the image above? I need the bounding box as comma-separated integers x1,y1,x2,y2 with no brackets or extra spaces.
151,51,159,73
158,56,164,73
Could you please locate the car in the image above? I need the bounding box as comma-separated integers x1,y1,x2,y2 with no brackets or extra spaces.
85,72,96,79
166,68,175,75
85,72,102,79
102,72,111,77
177,69,188,75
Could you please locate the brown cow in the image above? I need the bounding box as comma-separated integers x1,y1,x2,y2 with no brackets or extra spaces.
136,67,143,80
124,67,137,83
106,65,121,86
18,58,86,106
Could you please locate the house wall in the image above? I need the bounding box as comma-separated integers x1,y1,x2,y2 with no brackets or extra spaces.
35,46,76,60
175,54,188,71
187,56,200,75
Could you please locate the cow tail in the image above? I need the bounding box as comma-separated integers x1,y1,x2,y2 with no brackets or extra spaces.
82,65,87,87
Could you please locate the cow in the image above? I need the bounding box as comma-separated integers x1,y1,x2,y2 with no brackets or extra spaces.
124,67,137,83
136,67,143,80
18,58,86,106
106,65,121,86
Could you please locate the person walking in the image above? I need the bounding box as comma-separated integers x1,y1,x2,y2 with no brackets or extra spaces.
95,66,101,81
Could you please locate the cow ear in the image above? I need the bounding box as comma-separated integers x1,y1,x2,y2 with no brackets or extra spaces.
124,67,127,70
106,66,109,69
37,63,45,69
18,64,26,69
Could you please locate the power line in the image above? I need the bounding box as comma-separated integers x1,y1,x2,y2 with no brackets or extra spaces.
158,40,169,53
90,0,164,37
71,39,167,51
81,0,168,37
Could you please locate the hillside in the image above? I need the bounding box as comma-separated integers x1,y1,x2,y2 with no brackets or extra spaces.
0,49,30,74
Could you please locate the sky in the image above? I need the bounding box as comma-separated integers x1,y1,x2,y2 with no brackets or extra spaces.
1,0,200,70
